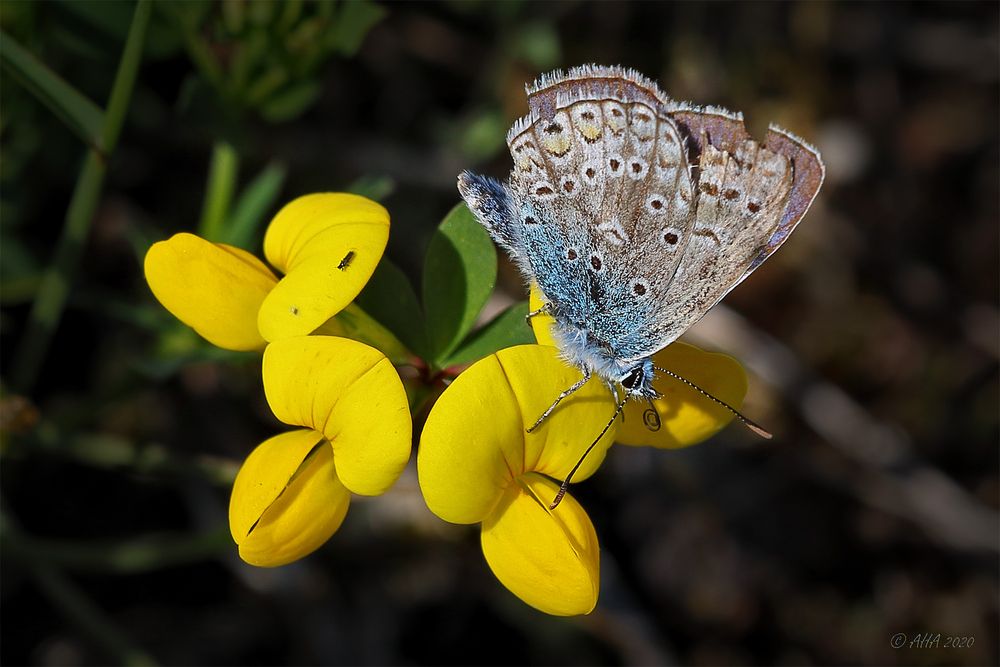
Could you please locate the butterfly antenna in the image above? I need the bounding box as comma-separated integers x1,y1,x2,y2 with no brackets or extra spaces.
652,366,773,439
549,394,628,510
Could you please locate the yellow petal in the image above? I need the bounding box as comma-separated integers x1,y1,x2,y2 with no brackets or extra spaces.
418,354,523,524
258,194,389,342
528,283,558,347
617,342,748,448
229,429,350,567
262,336,411,496
481,472,599,616
144,233,276,350
418,345,616,525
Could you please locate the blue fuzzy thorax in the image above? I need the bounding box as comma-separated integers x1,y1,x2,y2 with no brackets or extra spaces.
547,314,658,400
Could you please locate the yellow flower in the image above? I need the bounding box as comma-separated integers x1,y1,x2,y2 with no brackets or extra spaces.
527,285,748,449
144,193,390,350
417,288,750,614
145,194,412,567
231,335,412,566
418,345,616,616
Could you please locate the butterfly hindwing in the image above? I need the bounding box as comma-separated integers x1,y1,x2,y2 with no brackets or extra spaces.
672,109,825,277
640,133,794,352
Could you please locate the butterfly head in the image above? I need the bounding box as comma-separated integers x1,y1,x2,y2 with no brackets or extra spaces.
619,358,657,400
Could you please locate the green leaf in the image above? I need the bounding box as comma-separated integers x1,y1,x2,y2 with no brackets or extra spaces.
326,0,386,56
513,22,561,70
356,257,428,359
459,108,507,161
223,162,286,250
421,202,497,365
347,174,395,202
0,29,105,149
244,63,290,108
443,301,535,367
258,79,322,122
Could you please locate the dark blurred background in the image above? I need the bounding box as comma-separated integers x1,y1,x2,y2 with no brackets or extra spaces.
1,1,997,665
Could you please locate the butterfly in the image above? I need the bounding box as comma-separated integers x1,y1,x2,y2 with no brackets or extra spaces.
458,65,824,506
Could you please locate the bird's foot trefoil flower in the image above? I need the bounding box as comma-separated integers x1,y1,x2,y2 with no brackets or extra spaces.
232,335,411,566
415,289,750,614
418,345,615,615
144,193,412,566
144,193,391,350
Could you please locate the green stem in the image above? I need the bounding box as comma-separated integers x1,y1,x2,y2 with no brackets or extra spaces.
198,141,238,242
19,426,240,486
10,0,152,392
3,528,232,574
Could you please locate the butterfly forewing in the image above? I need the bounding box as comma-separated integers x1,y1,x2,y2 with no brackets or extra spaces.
509,69,705,358
460,65,823,380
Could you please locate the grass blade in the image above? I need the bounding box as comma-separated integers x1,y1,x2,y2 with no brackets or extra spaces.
0,29,105,150
9,0,152,392
223,162,286,250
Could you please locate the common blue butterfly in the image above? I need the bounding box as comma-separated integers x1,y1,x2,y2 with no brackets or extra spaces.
458,65,824,506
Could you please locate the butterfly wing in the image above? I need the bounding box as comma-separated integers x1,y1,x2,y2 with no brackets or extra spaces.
632,108,824,355
460,66,824,370
510,66,700,358
672,109,826,276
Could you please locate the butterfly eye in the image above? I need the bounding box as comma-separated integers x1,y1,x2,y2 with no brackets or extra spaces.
747,199,762,214
631,280,648,297
621,366,644,391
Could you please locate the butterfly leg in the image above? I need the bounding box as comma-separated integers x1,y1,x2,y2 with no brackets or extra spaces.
526,368,591,433
525,302,551,325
